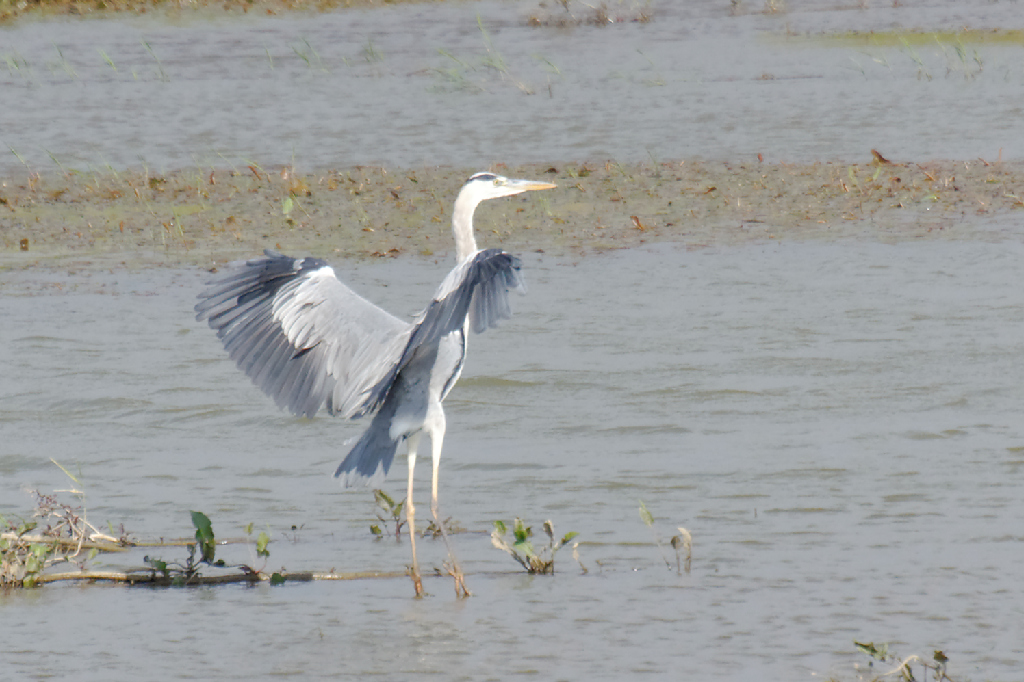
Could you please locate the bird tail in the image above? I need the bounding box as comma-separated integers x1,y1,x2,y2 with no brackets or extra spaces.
334,399,400,489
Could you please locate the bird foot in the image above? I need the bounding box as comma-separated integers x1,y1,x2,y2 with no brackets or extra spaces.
443,560,472,598
410,567,424,598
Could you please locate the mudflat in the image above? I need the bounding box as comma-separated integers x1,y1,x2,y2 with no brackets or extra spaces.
3,157,1021,268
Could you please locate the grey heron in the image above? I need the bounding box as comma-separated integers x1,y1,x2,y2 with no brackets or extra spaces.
195,172,556,597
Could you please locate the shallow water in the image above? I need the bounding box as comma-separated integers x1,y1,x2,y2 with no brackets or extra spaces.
2,0,1024,174
3,239,1024,679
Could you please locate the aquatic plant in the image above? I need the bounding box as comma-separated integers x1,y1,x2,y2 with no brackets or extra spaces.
362,37,383,64
429,16,533,94
0,461,118,587
491,518,578,574
97,48,117,72
639,500,691,574
370,488,406,538
369,489,461,539
854,640,956,682
0,471,410,588
811,30,997,81
477,15,532,94
141,39,168,82
431,49,483,93
144,511,284,586
143,511,218,583
293,37,327,72
245,523,272,561
50,42,77,79
1,49,30,78
636,49,665,86
422,515,464,539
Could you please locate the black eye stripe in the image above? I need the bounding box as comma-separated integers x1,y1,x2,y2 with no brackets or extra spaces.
467,172,499,185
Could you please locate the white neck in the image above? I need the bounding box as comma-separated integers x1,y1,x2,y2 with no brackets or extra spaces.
452,189,480,262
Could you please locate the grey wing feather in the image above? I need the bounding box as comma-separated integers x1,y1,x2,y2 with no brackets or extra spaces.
195,250,412,419
353,249,526,415
406,248,523,353
466,249,526,334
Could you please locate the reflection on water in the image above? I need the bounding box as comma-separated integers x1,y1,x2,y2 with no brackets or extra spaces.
3,239,1024,679
1,1,1023,174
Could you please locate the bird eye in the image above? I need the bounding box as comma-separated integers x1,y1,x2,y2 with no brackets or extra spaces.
493,178,502,186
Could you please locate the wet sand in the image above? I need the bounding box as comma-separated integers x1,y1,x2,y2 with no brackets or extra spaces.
2,158,1022,268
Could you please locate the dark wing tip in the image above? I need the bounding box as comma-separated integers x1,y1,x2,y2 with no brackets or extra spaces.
468,249,525,334
195,250,338,418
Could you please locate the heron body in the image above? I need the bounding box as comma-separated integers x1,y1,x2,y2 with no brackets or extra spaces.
195,172,556,596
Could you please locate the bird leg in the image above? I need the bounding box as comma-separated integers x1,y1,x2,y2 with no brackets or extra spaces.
431,435,471,598
406,438,424,598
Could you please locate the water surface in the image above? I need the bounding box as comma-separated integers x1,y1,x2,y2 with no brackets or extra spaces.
1,0,1023,174
3,239,1024,679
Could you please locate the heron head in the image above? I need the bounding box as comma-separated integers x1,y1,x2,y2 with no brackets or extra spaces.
461,172,557,203
451,172,557,261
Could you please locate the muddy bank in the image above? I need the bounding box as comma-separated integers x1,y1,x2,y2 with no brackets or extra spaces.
0,0,438,25
1,158,1022,268
0,0,647,26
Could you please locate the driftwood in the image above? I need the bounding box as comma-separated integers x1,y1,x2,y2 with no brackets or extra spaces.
1,533,129,552
34,569,408,587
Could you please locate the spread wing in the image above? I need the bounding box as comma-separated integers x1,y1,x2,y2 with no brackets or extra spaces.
195,248,525,420
349,248,526,417
412,248,524,342
195,250,411,419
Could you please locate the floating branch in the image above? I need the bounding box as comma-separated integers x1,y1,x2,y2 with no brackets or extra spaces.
33,568,407,587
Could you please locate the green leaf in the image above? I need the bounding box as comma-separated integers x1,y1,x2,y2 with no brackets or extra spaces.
191,510,213,536
639,501,654,527
147,558,169,576
50,457,81,485
493,520,507,535
513,540,536,558
191,510,216,563
513,518,530,544
30,543,50,559
369,524,382,537
256,531,271,557
270,572,286,585
244,522,254,536
854,640,887,660
561,531,579,545
282,196,294,215
373,489,394,511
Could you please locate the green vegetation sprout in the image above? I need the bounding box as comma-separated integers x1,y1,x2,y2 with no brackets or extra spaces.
491,518,578,574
